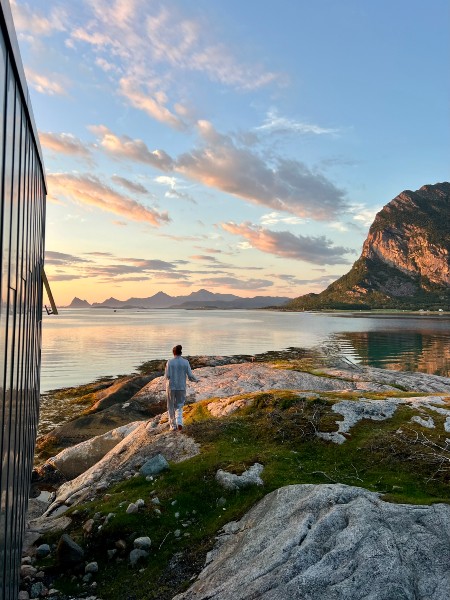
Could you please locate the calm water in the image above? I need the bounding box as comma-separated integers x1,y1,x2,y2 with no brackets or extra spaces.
40,309,450,392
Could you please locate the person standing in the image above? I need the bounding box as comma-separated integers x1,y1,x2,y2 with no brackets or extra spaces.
165,344,199,431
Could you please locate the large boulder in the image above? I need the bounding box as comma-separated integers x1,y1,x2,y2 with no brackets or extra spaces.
44,421,200,515
45,422,141,480
175,484,450,600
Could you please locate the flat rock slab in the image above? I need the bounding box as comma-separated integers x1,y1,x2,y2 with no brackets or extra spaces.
323,365,450,393
176,484,450,600
132,363,398,409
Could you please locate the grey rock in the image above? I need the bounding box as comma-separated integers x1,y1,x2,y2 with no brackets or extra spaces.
126,503,138,514
133,536,151,551
115,539,127,552
30,582,46,599
83,573,93,583
129,548,149,566
216,463,264,491
151,497,161,505
20,564,37,578
174,529,181,538
36,543,51,559
21,556,32,564
107,549,117,559
139,453,169,477
411,415,435,428
83,518,95,534
85,561,99,573
175,484,450,600
18,592,30,600
56,534,84,566
135,498,145,508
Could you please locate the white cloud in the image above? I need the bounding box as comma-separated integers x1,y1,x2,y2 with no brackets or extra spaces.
10,0,66,36
177,121,348,221
90,125,174,170
260,212,304,226
257,109,339,136
351,205,380,227
90,123,348,221
24,68,68,96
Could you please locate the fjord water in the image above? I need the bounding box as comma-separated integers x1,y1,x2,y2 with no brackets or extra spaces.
40,309,450,392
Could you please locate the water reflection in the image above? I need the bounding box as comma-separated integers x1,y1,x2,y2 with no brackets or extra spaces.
333,331,450,377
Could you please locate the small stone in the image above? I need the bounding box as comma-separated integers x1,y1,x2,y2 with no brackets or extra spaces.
129,549,149,566
217,497,227,507
134,537,151,551
93,512,103,521
20,565,37,578
135,498,145,508
151,497,160,505
174,512,180,519
174,529,181,538
154,509,161,515
105,512,115,524
139,454,169,477
123,470,132,478
36,544,51,559
145,476,154,482
83,519,95,534
107,549,117,559
134,472,140,477
30,582,46,599
56,534,84,567
47,590,59,597
171,500,177,506
126,503,138,514
21,556,32,565
115,539,127,552
18,592,30,600
85,562,99,573
35,571,45,579
83,573,93,583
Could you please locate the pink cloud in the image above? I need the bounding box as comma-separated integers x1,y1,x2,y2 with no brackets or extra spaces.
47,172,170,227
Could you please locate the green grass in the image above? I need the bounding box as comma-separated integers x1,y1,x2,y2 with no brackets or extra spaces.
42,391,450,599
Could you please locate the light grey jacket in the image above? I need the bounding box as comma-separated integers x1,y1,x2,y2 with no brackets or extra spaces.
164,356,198,390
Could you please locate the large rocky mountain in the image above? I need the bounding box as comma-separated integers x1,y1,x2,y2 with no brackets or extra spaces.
287,182,450,310
67,289,291,310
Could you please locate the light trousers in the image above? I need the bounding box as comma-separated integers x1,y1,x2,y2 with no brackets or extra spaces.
167,386,186,428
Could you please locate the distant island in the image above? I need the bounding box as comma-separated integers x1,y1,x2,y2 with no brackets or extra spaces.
67,289,292,310
286,182,450,311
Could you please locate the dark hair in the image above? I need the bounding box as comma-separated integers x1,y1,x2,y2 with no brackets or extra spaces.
173,344,182,356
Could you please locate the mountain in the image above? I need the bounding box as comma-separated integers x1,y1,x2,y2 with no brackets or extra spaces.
67,297,91,308
81,290,292,310
286,182,450,310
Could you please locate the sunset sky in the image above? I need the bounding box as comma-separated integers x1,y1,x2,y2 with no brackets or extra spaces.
11,0,449,306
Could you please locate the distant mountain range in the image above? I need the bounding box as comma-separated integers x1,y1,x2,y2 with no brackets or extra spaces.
67,289,292,310
286,182,450,310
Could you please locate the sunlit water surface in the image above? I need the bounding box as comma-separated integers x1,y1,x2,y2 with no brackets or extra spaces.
40,309,450,393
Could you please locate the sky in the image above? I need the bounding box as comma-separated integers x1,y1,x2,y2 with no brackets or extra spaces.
10,0,450,306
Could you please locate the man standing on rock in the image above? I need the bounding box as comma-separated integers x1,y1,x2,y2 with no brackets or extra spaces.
165,344,199,431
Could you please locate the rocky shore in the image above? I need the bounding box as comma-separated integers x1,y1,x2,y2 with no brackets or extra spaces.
22,351,450,600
